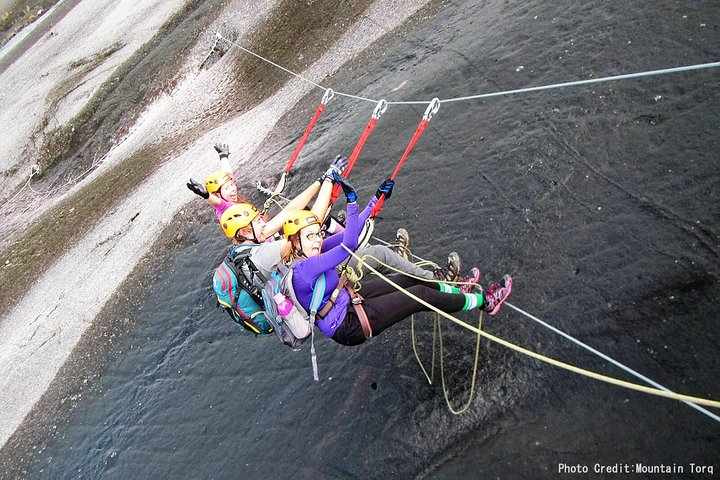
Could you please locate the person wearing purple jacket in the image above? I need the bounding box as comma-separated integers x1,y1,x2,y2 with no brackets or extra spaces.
284,172,513,346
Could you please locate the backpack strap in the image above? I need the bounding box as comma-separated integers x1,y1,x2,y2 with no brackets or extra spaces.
227,245,264,305
309,273,326,315
217,260,267,334
307,273,326,382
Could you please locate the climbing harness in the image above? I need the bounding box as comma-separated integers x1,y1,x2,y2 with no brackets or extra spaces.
370,98,440,218
286,88,335,175
320,99,387,251
317,271,373,339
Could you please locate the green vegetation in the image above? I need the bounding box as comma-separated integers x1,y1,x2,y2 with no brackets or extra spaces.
0,0,59,47
226,0,374,108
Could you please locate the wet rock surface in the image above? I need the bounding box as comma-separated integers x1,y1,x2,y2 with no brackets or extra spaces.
0,0,718,478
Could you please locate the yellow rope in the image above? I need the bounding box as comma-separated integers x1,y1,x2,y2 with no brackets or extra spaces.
411,311,485,415
341,245,720,409
343,249,484,413
348,250,488,413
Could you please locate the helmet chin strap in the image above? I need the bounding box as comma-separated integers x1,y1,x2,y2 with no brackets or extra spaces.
249,222,261,244
292,236,308,259
235,223,261,244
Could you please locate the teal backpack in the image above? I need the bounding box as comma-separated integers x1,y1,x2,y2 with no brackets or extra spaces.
212,245,273,335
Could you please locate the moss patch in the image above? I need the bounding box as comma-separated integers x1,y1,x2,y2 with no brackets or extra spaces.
224,0,375,107
33,0,227,181
0,0,60,47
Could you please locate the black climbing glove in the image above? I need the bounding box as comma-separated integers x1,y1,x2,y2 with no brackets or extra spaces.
186,178,209,199
332,170,357,203
375,179,395,199
214,142,230,159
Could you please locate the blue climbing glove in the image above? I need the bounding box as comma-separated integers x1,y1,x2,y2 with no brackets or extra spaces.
332,170,357,203
375,179,395,199
186,178,209,199
321,154,348,182
214,142,230,159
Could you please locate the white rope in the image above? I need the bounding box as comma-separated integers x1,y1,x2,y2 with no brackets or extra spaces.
504,302,720,423
440,62,720,103
217,33,378,103
215,33,720,106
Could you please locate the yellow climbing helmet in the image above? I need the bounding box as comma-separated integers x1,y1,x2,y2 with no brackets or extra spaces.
283,210,320,237
220,203,259,238
205,171,233,194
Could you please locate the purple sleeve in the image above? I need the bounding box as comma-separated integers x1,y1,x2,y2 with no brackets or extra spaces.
358,196,378,225
321,197,377,252
295,202,360,280
320,231,343,251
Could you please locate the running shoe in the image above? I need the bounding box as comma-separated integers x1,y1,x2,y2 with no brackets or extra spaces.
434,252,461,282
394,228,410,259
459,267,481,293
482,274,513,315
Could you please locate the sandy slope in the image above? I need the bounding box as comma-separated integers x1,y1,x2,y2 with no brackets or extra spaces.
0,0,431,450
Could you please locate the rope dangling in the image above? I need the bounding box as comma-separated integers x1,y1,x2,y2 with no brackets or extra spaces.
371,98,440,218
411,310,485,415
330,98,388,203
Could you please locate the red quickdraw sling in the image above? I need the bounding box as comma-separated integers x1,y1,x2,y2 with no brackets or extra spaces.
330,99,388,203
257,88,334,196
371,98,440,218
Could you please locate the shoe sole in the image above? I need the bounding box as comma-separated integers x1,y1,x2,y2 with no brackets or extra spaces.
396,228,410,259
487,275,512,316
447,252,461,281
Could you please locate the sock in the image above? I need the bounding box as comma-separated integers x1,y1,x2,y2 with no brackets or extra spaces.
461,292,484,311
438,282,460,294
438,283,484,310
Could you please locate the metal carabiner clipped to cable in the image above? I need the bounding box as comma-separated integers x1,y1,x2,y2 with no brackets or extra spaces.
321,88,335,105
372,99,388,119
423,97,440,121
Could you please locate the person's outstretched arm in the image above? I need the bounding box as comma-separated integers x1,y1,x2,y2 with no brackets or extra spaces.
261,180,322,240
310,155,348,219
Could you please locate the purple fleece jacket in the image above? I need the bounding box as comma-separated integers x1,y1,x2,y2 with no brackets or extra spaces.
291,197,377,337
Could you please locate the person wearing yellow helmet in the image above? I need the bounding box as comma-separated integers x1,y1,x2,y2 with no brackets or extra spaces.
285,171,513,346
187,143,350,224
218,202,299,294
220,202,261,239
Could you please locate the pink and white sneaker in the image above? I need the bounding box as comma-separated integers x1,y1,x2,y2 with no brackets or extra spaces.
482,274,513,315
459,267,481,293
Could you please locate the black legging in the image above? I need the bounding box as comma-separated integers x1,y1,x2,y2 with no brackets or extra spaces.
332,274,467,346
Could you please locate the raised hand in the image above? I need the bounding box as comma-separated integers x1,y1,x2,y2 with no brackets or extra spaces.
375,179,395,199
332,170,357,203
